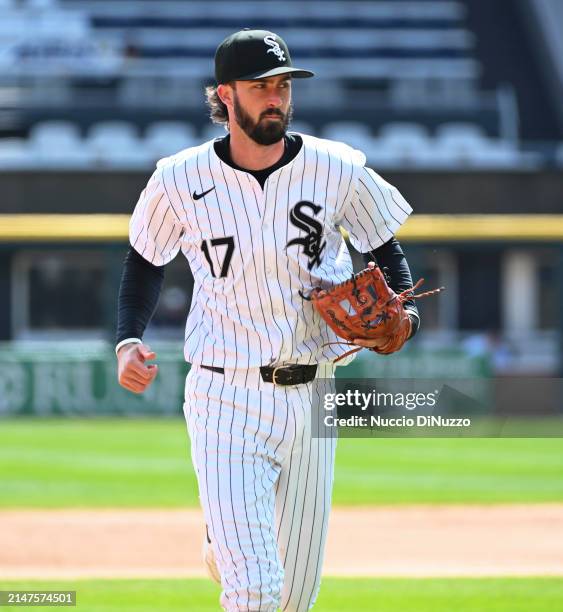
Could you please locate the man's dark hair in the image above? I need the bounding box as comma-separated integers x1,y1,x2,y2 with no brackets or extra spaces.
205,84,230,127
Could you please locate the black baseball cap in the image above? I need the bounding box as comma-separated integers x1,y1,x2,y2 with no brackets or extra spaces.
215,29,314,84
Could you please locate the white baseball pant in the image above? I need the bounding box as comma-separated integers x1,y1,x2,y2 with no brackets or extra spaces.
184,363,337,611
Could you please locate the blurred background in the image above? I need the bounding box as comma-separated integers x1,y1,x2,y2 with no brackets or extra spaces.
1,6,561,610
0,0,562,415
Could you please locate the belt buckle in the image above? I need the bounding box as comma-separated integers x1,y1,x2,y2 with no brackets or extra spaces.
272,366,284,386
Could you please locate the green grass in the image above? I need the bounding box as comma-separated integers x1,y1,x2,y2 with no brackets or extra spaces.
0,419,198,508
0,419,562,507
0,578,561,611
332,436,563,505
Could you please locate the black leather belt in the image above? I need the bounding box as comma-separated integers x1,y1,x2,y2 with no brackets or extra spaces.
200,364,318,386
200,365,225,375
260,364,318,385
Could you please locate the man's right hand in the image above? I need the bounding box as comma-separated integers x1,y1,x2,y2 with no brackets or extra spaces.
117,343,158,394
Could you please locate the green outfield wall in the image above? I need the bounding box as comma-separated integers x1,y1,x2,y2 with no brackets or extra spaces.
0,344,489,416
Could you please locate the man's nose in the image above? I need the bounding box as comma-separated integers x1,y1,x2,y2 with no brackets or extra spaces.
266,93,283,108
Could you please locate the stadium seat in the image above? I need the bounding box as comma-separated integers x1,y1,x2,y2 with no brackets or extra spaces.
468,148,521,168
88,121,139,142
321,122,378,157
369,141,457,169
87,121,152,168
435,122,490,145
322,121,372,142
29,121,94,168
30,121,81,142
145,121,197,159
0,138,34,168
375,123,433,166
435,122,520,168
378,122,430,143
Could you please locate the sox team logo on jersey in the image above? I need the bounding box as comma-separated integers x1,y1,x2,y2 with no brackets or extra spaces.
286,201,326,270
264,35,286,62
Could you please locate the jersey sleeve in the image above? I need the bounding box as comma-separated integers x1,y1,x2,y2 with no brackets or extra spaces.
339,166,413,253
129,167,185,266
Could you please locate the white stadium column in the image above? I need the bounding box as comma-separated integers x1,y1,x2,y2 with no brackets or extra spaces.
502,250,538,336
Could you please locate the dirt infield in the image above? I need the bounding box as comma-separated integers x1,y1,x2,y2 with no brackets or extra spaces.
1,505,562,579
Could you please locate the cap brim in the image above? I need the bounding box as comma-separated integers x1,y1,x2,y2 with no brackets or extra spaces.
236,66,314,81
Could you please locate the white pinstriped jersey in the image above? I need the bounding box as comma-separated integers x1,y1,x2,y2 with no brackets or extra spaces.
129,133,412,368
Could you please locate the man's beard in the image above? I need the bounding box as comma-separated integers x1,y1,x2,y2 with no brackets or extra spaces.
233,94,293,145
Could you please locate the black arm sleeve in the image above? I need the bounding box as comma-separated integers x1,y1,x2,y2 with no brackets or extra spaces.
363,237,420,339
116,246,165,344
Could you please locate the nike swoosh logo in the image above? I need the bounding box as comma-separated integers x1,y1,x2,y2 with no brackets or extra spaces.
193,187,215,200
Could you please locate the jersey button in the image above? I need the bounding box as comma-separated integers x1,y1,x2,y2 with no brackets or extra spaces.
263,224,269,231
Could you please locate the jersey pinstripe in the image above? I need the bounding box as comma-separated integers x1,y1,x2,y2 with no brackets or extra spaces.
129,133,413,369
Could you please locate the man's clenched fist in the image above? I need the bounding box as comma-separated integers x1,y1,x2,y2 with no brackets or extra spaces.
117,343,158,394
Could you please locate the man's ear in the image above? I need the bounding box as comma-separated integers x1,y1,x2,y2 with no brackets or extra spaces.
217,83,233,108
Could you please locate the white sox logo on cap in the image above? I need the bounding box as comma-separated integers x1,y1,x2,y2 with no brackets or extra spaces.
264,35,286,62
214,29,313,82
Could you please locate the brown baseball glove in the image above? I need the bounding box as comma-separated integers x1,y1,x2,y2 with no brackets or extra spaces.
310,262,443,362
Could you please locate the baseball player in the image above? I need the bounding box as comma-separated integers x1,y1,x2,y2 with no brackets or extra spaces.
116,29,420,611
